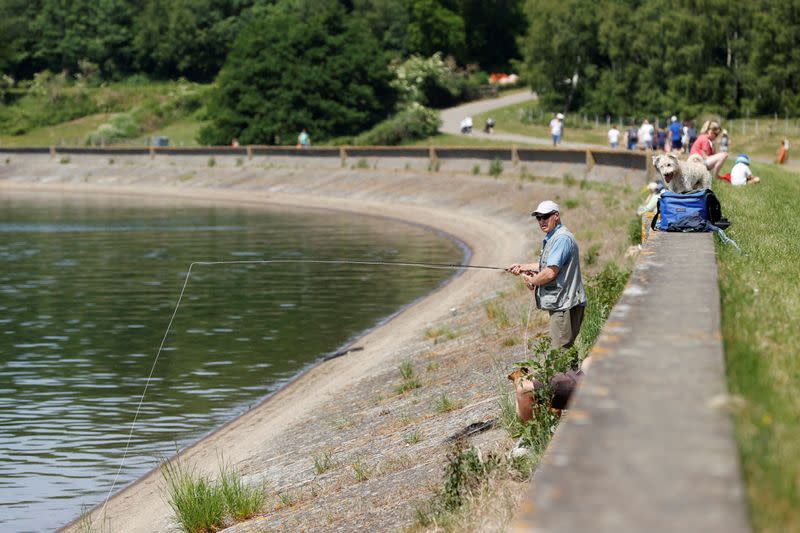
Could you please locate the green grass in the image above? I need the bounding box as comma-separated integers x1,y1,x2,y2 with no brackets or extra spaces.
0,80,209,146
0,113,110,147
713,163,800,532
313,449,335,475
162,458,267,532
162,460,227,533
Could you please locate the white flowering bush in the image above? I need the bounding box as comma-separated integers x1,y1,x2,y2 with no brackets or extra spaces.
86,113,140,145
390,53,464,108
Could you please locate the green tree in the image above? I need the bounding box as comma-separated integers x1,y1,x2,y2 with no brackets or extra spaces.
133,0,257,81
24,0,138,79
198,0,397,145
407,0,466,61
458,0,526,71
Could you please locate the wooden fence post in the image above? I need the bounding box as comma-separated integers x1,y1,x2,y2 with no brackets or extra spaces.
247,145,253,160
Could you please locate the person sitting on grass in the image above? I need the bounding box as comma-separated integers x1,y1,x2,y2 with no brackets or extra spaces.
720,154,761,186
690,120,728,180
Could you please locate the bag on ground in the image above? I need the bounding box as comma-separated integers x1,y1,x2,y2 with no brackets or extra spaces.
651,189,729,231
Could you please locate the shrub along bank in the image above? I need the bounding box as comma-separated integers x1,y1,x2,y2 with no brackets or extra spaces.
714,164,800,532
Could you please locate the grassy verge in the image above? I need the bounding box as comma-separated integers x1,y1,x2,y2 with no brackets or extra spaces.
713,163,800,531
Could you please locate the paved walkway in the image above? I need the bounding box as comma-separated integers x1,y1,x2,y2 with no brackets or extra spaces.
439,91,597,148
513,232,751,532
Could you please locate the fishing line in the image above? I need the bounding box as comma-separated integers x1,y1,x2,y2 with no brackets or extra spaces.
98,258,516,521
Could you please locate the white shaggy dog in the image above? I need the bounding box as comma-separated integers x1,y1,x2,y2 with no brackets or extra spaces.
652,153,712,193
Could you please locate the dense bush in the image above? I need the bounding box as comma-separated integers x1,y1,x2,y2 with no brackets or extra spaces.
352,104,441,146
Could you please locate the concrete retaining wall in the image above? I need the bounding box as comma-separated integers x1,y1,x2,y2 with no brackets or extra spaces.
0,145,651,184
512,231,750,532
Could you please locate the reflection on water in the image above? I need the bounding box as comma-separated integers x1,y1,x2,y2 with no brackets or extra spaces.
0,190,464,532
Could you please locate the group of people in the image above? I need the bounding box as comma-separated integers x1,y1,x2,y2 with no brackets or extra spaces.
607,116,733,156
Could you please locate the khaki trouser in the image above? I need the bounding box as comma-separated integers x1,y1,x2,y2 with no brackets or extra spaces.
548,305,585,349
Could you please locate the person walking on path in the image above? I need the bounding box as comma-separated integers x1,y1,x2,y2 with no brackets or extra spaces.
550,113,564,146
507,200,587,350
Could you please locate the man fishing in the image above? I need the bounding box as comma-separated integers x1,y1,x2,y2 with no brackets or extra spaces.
507,200,587,349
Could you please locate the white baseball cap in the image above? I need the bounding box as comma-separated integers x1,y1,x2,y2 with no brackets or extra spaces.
531,200,560,216
671,115,678,122
556,113,564,119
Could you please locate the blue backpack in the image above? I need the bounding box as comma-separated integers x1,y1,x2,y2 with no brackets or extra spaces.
651,189,729,231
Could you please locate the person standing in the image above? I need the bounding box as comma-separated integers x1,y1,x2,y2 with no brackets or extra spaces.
607,124,621,149
626,121,639,150
550,113,564,146
507,200,587,350
668,116,682,152
297,128,310,148
638,119,653,150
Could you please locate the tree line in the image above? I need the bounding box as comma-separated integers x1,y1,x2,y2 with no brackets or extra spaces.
518,0,800,118
0,0,525,83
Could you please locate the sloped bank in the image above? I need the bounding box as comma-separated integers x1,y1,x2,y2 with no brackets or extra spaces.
1,152,643,532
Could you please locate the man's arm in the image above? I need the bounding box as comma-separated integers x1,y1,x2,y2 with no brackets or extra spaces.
521,266,559,289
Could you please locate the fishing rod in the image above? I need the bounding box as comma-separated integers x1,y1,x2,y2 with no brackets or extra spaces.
99,257,534,521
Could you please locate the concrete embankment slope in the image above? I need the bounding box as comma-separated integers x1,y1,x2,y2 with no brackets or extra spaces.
1,152,542,532
514,231,751,532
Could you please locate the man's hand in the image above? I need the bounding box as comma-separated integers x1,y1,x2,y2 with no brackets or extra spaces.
506,263,539,275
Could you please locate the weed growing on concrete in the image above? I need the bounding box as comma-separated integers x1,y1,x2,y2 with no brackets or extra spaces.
4,158,10,164
502,336,519,347
488,158,503,178
277,491,295,508
399,359,414,380
472,164,481,175
352,459,370,482
235,157,243,167
484,300,511,328
435,392,461,413
60,156,71,164
396,377,422,394
424,326,458,344
107,158,114,165
356,158,369,169
564,174,577,187
219,462,267,521
404,430,422,445
313,449,334,475
564,198,579,209
162,459,226,533
414,442,500,528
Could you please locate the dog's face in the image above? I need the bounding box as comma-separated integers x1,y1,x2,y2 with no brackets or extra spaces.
653,153,680,183
507,367,529,385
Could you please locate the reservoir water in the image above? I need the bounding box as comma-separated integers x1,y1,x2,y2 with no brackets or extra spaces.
0,190,465,532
